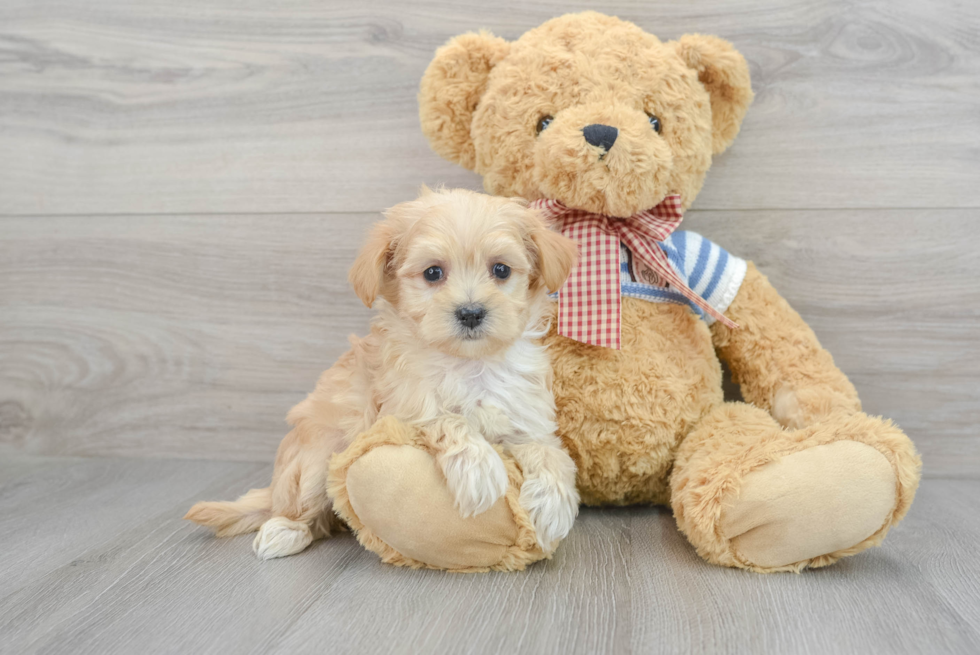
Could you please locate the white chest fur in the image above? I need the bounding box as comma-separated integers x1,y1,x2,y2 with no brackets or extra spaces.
379,337,557,442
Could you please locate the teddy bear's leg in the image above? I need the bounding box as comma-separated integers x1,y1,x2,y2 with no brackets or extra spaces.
327,416,547,572
669,402,920,572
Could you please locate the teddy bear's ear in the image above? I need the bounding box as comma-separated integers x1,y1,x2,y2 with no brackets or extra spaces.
674,34,754,154
419,31,511,170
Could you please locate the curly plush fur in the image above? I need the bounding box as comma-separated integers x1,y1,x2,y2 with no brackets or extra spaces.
333,11,921,573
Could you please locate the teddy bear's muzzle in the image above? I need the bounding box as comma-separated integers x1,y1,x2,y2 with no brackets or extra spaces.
532,104,674,217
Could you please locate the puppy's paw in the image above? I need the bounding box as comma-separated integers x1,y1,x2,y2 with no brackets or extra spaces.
439,441,509,518
471,404,512,441
252,517,313,560
520,473,579,551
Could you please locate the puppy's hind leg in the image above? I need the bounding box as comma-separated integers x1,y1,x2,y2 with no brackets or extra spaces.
253,430,345,560
253,516,316,560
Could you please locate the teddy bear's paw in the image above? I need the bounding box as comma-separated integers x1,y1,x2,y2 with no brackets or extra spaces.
438,440,509,518
773,386,862,429
252,516,313,560
520,473,580,551
772,387,804,429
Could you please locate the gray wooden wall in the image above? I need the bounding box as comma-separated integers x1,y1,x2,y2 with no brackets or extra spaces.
2,0,978,477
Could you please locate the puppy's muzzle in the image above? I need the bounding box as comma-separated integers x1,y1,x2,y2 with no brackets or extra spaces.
455,304,487,329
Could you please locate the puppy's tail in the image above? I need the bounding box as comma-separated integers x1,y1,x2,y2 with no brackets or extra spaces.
184,487,272,537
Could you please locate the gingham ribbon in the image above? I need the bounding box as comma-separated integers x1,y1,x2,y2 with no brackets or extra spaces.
532,195,738,349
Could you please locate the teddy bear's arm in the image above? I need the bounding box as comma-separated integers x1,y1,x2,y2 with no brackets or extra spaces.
711,262,861,429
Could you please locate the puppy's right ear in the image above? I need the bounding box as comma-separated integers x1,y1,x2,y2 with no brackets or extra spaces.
349,220,394,308
419,31,511,170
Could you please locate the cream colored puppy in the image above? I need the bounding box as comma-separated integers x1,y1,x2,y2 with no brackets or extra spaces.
186,187,580,559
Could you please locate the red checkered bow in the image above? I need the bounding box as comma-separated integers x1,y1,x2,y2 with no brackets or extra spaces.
531,195,738,350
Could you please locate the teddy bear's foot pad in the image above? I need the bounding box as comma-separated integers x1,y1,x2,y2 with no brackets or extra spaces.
346,444,519,569
719,440,897,568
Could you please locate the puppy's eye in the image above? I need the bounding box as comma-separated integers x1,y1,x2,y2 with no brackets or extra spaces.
492,263,511,280
647,113,662,134
423,266,443,282
536,115,553,135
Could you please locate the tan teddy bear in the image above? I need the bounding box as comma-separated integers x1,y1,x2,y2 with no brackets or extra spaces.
328,11,921,572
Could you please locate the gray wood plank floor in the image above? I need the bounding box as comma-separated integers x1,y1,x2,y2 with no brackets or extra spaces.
0,455,977,655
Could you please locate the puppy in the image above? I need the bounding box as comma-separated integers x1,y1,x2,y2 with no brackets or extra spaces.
186,187,580,560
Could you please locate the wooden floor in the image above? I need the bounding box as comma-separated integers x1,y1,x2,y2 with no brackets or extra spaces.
2,0,980,652
0,455,977,655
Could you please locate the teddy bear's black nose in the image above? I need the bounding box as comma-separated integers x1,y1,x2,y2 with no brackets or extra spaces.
583,124,619,151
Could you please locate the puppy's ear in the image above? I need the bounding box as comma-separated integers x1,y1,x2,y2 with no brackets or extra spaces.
419,31,511,170
673,34,754,154
530,220,579,294
349,220,394,308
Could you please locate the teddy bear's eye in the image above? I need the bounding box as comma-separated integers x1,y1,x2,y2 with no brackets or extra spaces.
647,113,663,134
536,115,554,134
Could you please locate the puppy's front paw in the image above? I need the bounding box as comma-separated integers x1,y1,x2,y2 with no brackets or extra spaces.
253,517,313,560
471,404,512,441
438,441,509,518
520,473,579,551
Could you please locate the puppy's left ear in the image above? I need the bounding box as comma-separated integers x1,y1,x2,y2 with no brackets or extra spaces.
673,34,754,154
349,220,394,308
531,221,578,294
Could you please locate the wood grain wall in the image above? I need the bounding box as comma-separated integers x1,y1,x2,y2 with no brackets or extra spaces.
1,0,978,476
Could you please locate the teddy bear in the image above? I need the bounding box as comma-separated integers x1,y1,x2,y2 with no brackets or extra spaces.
327,11,921,573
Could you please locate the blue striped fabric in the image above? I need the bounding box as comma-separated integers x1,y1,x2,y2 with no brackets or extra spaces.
619,231,747,324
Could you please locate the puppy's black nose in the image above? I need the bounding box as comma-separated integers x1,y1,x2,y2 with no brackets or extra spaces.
455,304,487,329
583,124,618,151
